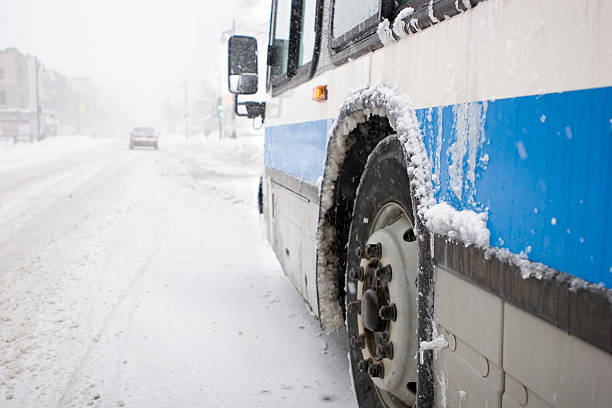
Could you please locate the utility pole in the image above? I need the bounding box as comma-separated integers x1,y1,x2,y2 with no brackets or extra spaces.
34,58,41,143
216,96,223,140
231,18,237,138
220,19,237,139
184,81,189,139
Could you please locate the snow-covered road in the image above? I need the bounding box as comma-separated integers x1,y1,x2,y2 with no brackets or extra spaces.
0,136,356,407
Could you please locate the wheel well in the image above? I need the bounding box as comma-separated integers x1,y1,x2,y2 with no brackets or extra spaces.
316,84,435,332
315,85,436,403
324,115,394,320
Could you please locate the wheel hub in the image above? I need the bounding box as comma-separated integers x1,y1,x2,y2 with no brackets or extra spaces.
362,288,386,332
350,203,419,407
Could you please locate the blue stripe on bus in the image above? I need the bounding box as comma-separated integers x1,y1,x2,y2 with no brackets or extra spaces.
265,86,612,287
264,118,332,185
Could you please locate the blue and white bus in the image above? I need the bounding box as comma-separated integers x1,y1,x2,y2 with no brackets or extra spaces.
228,1,611,407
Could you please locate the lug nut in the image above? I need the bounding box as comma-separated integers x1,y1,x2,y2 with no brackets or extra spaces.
377,341,394,359
356,246,364,259
357,358,372,373
374,264,392,282
365,260,379,277
368,362,384,378
364,243,382,260
403,227,416,242
379,304,397,321
347,300,361,315
348,267,364,281
350,334,365,349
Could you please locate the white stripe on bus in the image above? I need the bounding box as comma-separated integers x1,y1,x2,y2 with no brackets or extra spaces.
265,0,612,127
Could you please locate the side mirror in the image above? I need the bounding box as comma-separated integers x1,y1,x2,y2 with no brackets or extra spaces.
228,35,258,95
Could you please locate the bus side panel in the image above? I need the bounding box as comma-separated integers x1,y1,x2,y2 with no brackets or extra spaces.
502,302,612,408
433,266,612,408
270,181,309,299
414,87,612,287
263,120,331,313
433,267,504,407
264,120,330,185
369,0,612,287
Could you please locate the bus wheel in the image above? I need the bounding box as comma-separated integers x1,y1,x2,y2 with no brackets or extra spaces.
346,135,419,408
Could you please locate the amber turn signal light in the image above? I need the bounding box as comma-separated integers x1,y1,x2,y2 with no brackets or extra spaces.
312,85,328,102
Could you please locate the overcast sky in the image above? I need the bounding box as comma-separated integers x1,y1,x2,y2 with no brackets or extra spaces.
0,0,269,126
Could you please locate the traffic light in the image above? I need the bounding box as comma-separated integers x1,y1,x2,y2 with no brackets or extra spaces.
216,97,223,117
184,115,190,124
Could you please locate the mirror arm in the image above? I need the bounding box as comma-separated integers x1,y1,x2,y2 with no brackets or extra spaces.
234,95,248,117
234,94,266,121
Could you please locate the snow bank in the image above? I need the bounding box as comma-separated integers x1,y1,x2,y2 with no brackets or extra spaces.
0,135,107,173
155,135,263,209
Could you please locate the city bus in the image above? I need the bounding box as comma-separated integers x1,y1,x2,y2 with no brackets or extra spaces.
227,1,612,407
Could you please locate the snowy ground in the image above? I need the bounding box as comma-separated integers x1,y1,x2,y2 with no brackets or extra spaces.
0,135,356,407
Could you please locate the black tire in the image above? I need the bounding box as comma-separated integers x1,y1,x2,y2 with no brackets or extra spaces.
346,135,419,408
257,176,264,215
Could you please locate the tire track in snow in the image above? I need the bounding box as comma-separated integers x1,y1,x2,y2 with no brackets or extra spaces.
55,209,169,407
0,150,151,403
0,143,115,199
0,150,142,264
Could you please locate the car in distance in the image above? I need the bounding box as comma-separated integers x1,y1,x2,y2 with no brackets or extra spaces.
129,127,158,149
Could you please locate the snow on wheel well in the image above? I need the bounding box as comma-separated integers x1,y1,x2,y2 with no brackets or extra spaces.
315,84,435,332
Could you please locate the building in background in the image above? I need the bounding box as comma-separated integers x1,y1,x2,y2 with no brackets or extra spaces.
0,47,37,142
70,76,100,137
0,47,103,143
39,69,74,137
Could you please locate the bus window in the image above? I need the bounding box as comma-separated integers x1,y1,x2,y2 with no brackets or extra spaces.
332,0,379,39
298,0,316,67
271,0,291,78
271,0,317,84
